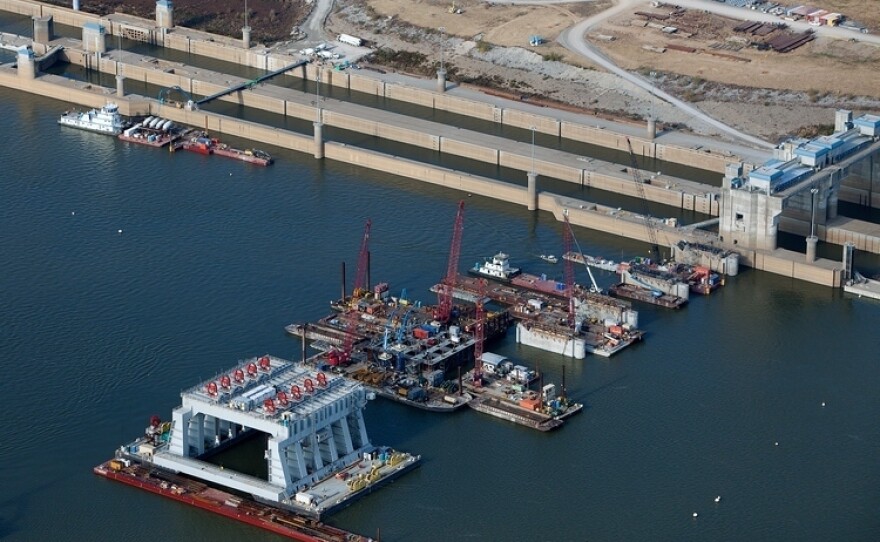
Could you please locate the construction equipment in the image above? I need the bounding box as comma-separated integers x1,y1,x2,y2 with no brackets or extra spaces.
158,86,197,110
625,137,662,261
562,210,577,328
472,279,487,387
436,201,465,322
563,209,601,294
329,220,371,366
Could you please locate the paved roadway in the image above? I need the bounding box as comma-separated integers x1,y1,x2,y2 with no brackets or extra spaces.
556,0,775,149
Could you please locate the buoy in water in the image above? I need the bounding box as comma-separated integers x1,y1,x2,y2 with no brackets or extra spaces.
692,512,698,518
774,442,779,446
715,496,721,503
117,229,123,234
821,402,826,407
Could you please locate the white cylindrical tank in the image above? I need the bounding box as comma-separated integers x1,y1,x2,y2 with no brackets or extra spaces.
724,254,739,277
161,120,173,131
149,117,163,129
143,116,154,126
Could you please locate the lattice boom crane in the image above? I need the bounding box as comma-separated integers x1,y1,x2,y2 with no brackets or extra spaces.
436,201,465,322
331,219,371,366
625,137,662,261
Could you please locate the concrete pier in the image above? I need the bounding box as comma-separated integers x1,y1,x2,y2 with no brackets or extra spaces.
156,0,173,29
242,26,251,49
806,235,817,262
436,68,446,93
17,47,35,79
527,171,537,211
313,121,324,159
116,73,124,97
82,22,105,54
32,15,51,44
647,118,656,140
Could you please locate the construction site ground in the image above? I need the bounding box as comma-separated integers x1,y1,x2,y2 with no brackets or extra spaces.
327,0,880,143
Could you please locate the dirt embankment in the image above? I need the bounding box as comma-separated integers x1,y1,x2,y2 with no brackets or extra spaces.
327,0,880,142
43,0,308,44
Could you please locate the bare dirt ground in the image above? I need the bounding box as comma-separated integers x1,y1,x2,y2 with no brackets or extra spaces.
328,0,880,142
594,8,880,98
43,0,308,44
53,0,880,143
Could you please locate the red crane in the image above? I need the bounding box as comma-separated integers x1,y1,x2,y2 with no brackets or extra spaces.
563,210,576,328
436,201,465,322
472,278,487,387
330,219,371,366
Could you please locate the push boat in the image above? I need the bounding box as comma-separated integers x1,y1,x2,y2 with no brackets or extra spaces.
469,252,521,283
58,102,127,135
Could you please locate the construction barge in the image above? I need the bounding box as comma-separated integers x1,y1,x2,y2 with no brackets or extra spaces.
117,116,185,147
94,460,374,542
463,353,582,431
446,270,642,358
101,354,420,539
609,283,688,309
174,133,274,165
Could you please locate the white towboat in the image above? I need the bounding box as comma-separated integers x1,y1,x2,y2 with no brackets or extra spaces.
469,252,521,282
58,102,127,135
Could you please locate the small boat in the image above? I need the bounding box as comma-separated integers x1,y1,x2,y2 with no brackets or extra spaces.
58,102,127,135
539,254,558,264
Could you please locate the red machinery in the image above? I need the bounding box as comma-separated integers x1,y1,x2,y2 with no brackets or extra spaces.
436,201,465,322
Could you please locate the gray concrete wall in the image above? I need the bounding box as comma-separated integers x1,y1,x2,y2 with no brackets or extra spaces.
1,0,743,176
0,66,842,287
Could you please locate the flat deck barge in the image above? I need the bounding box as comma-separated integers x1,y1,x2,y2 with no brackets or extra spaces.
462,358,582,431
94,460,374,542
609,283,688,309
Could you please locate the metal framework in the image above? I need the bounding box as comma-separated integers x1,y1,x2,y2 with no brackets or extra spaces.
625,137,661,260
436,201,465,322
338,220,371,364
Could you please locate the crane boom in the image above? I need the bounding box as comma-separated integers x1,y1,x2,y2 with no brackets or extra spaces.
562,210,576,328
473,278,486,386
333,219,371,365
625,137,662,261
437,201,465,322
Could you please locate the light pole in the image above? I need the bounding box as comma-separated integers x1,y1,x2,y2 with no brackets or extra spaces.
439,26,446,73
315,65,322,123
242,0,252,49
436,27,447,92
530,126,536,174
810,187,818,238
527,126,537,211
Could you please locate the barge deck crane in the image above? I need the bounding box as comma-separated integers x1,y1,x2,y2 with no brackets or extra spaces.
436,201,465,323
330,219,371,366
625,137,662,261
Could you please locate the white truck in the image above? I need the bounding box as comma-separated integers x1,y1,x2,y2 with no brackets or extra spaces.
338,33,363,47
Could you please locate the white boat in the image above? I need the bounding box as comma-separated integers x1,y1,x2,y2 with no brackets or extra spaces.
58,102,127,135
469,252,521,282
539,254,558,264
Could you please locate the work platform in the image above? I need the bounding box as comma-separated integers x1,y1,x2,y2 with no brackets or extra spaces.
119,354,419,518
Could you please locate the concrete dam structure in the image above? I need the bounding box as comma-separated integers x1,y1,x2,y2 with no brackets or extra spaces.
2,0,878,288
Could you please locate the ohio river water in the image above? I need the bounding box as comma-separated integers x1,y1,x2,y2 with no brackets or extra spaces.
1,82,879,542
